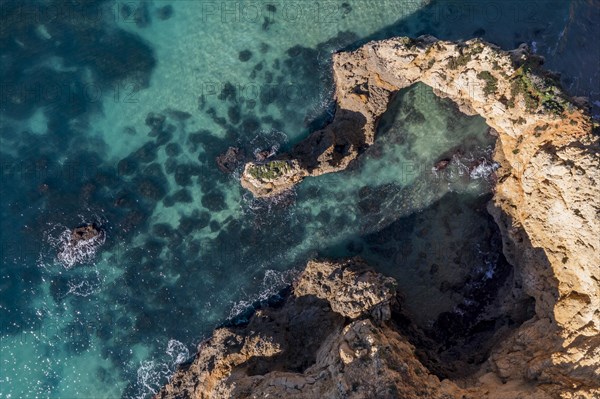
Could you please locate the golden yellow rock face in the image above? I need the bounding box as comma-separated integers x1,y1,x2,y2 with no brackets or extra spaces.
163,37,599,399
156,258,464,399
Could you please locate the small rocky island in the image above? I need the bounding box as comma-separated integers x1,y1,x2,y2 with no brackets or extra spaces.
158,37,600,399
56,223,105,268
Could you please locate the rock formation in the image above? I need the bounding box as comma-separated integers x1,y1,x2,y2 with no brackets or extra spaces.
162,37,599,398
157,258,597,399
216,147,245,174
56,223,105,268
156,258,465,399
70,224,103,242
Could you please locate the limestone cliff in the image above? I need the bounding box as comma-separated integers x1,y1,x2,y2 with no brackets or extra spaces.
161,37,600,398
156,258,466,399
157,257,597,399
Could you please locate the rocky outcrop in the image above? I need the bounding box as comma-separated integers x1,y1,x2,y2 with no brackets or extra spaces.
163,37,599,398
294,258,397,319
56,223,105,268
157,256,597,399
241,36,595,199
155,258,466,399
238,36,599,398
70,224,102,242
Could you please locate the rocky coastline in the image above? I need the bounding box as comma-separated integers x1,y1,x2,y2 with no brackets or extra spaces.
159,37,600,398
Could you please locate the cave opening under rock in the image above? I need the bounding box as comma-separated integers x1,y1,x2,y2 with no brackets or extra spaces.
340,83,538,379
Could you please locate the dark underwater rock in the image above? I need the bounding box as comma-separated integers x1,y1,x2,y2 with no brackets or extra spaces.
202,191,226,212
157,5,174,20
239,50,253,62
133,142,158,163
135,178,167,201
178,211,211,234
165,143,182,157
216,147,245,174
172,189,193,203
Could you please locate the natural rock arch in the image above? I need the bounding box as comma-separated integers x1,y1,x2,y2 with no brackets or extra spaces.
240,36,600,396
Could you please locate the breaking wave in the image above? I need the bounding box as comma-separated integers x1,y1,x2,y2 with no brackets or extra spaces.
228,268,299,319
133,339,191,399
55,228,105,269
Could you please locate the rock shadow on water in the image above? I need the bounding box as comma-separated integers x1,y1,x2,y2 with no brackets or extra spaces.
348,191,533,378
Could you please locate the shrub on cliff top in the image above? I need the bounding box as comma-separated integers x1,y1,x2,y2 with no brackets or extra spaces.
248,160,291,181
477,71,498,96
448,45,483,70
448,53,471,69
508,65,569,116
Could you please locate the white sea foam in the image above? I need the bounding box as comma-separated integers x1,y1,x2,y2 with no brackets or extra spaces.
65,275,102,297
36,220,107,300
135,360,171,398
39,217,106,271
469,160,500,180
166,339,190,365
133,339,190,399
475,244,499,281
55,229,105,269
531,41,538,53
228,268,299,319
242,188,297,214
249,129,288,155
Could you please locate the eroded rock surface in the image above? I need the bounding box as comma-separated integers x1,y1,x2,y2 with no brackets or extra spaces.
156,258,465,399
71,224,102,242
295,258,397,320
162,37,599,399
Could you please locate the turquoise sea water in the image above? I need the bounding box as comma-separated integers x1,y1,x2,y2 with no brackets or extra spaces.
1,1,598,398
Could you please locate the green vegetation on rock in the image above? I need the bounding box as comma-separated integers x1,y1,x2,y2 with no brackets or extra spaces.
448,44,483,70
448,53,471,69
507,63,569,116
248,160,291,181
477,71,498,96
398,37,416,48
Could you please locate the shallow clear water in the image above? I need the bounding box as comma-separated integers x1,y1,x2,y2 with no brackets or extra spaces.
1,1,598,398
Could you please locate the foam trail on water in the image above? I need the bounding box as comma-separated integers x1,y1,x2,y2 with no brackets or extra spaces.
228,268,299,319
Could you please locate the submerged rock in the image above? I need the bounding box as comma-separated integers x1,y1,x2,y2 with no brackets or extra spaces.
215,147,245,174
156,5,173,20
145,112,166,131
238,50,252,62
433,159,451,171
201,191,226,212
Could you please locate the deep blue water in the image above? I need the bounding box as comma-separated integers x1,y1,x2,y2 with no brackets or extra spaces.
1,0,598,397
